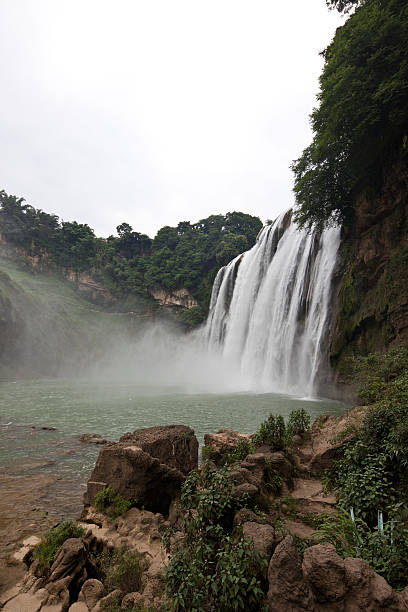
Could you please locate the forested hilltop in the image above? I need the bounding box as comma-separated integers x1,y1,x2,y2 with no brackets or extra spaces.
0,190,262,323
292,0,408,382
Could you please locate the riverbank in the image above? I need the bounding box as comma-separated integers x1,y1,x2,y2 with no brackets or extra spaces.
4,404,408,611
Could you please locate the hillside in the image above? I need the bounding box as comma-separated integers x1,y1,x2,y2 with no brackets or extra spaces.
0,257,148,379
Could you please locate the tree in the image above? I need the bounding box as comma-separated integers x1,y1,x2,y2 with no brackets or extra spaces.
292,0,408,230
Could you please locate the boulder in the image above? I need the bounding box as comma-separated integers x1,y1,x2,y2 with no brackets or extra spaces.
267,536,314,612
295,407,367,476
92,589,122,612
203,429,252,462
77,578,104,609
233,507,274,527
79,434,108,445
242,522,277,560
267,537,408,611
84,444,187,515
119,425,198,475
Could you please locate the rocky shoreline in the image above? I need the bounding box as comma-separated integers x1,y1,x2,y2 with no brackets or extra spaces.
2,409,408,611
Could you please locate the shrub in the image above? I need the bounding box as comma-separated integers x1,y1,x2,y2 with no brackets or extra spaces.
287,408,311,437
313,506,408,589
99,547,149,594
166,463,267,611
33,520,85,572
94,485,136,519
252,414,287,450
330,349,408,524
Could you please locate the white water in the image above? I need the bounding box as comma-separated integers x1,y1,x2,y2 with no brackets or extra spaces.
204,210,341,396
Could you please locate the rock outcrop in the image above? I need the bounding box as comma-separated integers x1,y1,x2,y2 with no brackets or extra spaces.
203,429,252,462
292,406,367,476
150,287,198,310
267,536,408,611
2,538,91,612
119,425,198,475
85,425,198,515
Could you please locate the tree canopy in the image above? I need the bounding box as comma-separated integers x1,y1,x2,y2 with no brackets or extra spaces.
292,0,408,230
0,190,262,318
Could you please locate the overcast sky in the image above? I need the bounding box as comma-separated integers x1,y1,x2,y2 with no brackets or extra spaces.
0,1,343,238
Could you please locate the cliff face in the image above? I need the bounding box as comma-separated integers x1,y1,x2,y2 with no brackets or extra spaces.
330,161,408,384
149,287,198,310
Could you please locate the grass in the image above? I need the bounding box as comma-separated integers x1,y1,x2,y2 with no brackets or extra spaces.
32,520,85,573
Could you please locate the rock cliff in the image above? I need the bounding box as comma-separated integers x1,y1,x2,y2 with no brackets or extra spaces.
330,161,408,390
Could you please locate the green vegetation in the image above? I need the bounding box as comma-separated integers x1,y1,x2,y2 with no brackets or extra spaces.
318,348,408,587
32,520,85,573
252,408,311,450
287,408,311,437
201,438,255,466
292,0,408,229
202,408,311,467
314,507,408,589
98,547,149,594
0,190,262,318
94,485,137,519
332,348,408,522
165,463,267,611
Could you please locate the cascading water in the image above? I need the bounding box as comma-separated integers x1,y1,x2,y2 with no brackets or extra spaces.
204,210,341,397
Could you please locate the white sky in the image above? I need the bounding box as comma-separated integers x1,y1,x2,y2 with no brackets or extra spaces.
0,1,343,238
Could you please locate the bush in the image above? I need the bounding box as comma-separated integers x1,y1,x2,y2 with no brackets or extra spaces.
313,506,408,589
33,520,85,572
94,485,136,519
252,409,311,450
252,414,287,450
99,547,149,594
166,463,267,611
287,408,311,437
330,348,408,524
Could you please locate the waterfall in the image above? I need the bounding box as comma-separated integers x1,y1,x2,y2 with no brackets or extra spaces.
204,210,341,396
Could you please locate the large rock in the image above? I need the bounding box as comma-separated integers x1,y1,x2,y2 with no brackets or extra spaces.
203,429,252,463
85,445,185,515
4,538,88,612
242,522,277,560
294,407,367,476
230,450,294,504
77,578,104,609
267,537,408,611
267,536,313,612
85,425,198,515
119,425,198,475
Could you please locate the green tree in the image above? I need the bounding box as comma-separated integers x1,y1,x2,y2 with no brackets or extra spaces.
292,0,408,230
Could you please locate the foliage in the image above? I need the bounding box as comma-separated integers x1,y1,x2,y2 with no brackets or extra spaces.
292,0,408,229
252,414,287,450
94,485,136,519
329,348,408,523
98,547,149,594
251,409,311,451
32,520,85,572
287,408,311,437
314,506,408,589
165,463,267,611
201,439,255,466
0,189,262,316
